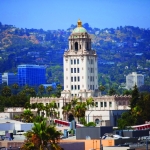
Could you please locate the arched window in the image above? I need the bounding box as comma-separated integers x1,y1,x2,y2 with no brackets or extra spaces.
75,42,78,51
95,118,100,124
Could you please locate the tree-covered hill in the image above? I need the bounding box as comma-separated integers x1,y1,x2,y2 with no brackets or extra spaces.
0,21,150,94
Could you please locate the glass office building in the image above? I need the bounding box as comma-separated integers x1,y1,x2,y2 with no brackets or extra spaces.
2,73,18,85
18,65,46,86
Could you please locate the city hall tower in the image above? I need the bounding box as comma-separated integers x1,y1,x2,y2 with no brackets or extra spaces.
61,20,99,98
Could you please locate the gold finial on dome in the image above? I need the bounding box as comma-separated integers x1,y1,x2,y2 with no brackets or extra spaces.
77,19,82,27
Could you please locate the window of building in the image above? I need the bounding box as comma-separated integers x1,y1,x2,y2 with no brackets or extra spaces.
104,102,107,107
75,85,77,90
91,68,92,73
74,68,76,73
78,76,80,81
80,45,81,49
78,85,80,90
75,42,78,50
77,59,79,64
100,102,103,107
71,68,73,73
71,85,73,90
74,59,76,64
90,85,92,90
71,77,73,82
93,85,94,90
93,77,94,81
71,59,73,64
90,76,92,81
95,102,98,107
109,102,112,107
77,68,79,73
74,76,76,82
58,103,60,108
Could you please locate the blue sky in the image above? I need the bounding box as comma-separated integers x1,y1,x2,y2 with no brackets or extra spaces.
0,0,150,30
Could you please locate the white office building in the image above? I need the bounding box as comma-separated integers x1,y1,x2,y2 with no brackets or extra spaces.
126,72,144,90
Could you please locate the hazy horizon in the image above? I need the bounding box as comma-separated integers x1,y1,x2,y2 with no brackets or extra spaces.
0,0,150,30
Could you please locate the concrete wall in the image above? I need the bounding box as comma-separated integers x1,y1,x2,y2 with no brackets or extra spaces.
0,123,33,132
0,113,10,119
76,127,113,139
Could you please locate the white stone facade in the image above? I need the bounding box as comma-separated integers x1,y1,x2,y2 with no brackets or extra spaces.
126,72,144,89
61,20,99,98
30,95,130,126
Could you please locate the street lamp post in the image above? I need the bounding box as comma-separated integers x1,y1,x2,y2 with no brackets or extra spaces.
100,137,103,150
146,137,148,150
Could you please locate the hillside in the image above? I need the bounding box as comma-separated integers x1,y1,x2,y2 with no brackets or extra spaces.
0,22,150,94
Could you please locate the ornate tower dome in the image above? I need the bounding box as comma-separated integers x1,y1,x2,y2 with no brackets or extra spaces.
72,19,87,34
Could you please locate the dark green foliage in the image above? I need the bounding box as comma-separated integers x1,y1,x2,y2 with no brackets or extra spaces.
118,86,150,128
117,111,135,129
85,122,96,127
130,85,140,108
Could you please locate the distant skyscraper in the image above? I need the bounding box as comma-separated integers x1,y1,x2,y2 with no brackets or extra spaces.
18,65,46,86
126,72,144,90
61,20,99,98
2,73,18,85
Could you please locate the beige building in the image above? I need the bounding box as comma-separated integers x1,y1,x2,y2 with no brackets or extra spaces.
30,95,130,126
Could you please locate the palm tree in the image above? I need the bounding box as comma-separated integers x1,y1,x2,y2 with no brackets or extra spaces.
28,88,36,97
48,101,58,120
74,102,87,123
86,97,94,109
20,109,34,123
21,120,62,150
38,85,45,96
36,103,45,116
1,86,11,97
12,83,19,95
62,103,72,121
55,84,62,97
99,85,105,95
46,86,53,96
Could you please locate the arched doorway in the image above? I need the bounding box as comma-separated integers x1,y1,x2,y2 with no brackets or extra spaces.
75,42,78,51
95,118,100,125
